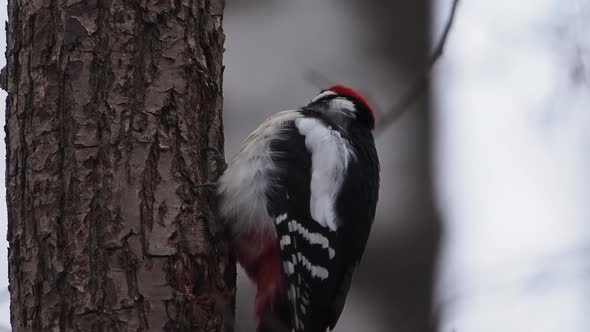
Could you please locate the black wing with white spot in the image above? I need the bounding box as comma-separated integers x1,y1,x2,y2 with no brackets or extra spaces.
273,214,339,332
265,109,379,332
325,120,380,329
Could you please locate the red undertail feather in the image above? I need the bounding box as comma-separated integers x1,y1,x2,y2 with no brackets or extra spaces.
234,233,285,321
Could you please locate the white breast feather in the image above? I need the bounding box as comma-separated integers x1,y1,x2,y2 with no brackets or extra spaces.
217,111,303,236
295,117,353,231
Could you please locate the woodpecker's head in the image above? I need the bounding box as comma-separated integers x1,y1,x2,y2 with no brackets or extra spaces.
310,85,376,130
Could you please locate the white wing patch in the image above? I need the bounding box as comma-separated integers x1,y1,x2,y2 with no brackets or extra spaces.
275,213,288,225
283,261,295,275
279,216,336,331
297,253,329,280
288,220,334,258
280,219,334,279
295,117,353,231
279,235,292,248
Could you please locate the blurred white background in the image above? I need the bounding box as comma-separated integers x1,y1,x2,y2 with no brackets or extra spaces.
434,0,590,331
0,0,589,331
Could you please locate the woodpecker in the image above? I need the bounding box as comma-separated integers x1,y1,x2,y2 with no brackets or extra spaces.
218,85,380,332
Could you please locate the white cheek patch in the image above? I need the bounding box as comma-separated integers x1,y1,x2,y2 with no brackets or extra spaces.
329,98,356,114
295,117,353,231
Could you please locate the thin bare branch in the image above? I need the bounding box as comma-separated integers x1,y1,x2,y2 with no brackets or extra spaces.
375,0,460,135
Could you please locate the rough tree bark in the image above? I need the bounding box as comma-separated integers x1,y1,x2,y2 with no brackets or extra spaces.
5,0,233,331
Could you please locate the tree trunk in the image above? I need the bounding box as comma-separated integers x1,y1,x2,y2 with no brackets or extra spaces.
5,0,233,331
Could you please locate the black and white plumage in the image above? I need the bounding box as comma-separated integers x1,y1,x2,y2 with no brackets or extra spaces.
218,85,380,332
